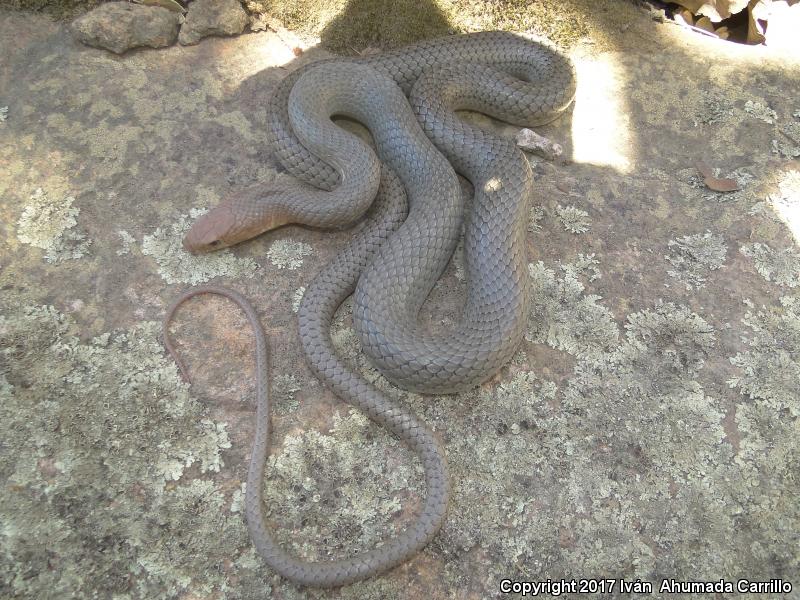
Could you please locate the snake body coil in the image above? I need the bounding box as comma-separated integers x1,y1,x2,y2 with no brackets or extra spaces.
172,32,576,588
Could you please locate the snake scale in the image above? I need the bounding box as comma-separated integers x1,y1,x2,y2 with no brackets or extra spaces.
165,31,576,587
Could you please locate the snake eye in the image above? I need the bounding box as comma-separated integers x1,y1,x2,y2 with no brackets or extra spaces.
209,240,222,248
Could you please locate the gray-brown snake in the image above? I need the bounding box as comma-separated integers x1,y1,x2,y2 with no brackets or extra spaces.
164,31,576,587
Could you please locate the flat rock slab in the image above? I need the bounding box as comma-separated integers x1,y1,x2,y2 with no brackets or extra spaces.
1,4,800,599
71,1,180,54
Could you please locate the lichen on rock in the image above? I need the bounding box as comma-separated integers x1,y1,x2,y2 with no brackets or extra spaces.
665,230,727,290
260,411,423,562
744,99,777,124
267,239,312,270
141,208,259,284
178,0,249,46
16,188,92,263
555,203,591,234
291,286,306,313
728,295,800,415
740,242,800,288
0,303,258,598
526,258,619,361
71,1,180,54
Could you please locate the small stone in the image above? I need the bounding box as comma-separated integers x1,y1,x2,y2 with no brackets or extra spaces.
179,0,248,46
72,2,180,54
516,128,563,160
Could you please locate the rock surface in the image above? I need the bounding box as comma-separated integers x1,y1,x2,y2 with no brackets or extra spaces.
71,1,180,54
179,0,248,46
2,3,800,599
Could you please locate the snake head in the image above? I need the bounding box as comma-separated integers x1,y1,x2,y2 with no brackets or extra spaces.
183,188,291,254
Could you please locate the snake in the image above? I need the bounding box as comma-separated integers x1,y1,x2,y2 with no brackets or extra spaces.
166,32,576,588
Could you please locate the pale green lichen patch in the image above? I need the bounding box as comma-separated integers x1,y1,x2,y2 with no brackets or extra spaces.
0,303,266,598
528,204,545,232
261,411,422,561
773,120,800,158
0,105,7,122
141,208,259,284
726,297,800,566
291,286,306,313
728,296,800,416
422,298,757,587
744,100,777,124
665,231,727,290
116,229,136,255
693,89,734,126
272,373,302,414
526,258,619,361
555,203,591,234
624,301,716,374
156,419,232,481
740,242,800,288
16,188,91,263
267,239,313,270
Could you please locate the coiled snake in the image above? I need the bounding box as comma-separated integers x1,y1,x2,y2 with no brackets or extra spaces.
164,31,576,587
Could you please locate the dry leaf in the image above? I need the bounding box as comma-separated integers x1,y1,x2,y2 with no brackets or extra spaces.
747,0,768,43
673,7,696,25
715,25,730,38
697,161,740,192
695,15,717,31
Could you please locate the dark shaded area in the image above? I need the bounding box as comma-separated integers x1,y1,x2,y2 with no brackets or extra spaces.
318,0,454,53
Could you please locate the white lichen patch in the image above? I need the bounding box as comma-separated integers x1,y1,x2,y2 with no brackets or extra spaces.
527,258,619,361
625,301,716,373
272,373,302,414
665,231,727,290
740,242,800,288
528,204,546,232
563,253,601,282
728,296,800,415
262,410,422,560
772,120,800,158
0,106,7,122
0,304,249,598
141,208,258,284
156,419,232,482
292,286,306,313
267,239,312,270
744,100,777,124
230,482,247,514
694,90,734,126
555,204,591,234
16,188,91,263
116,229,136,255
